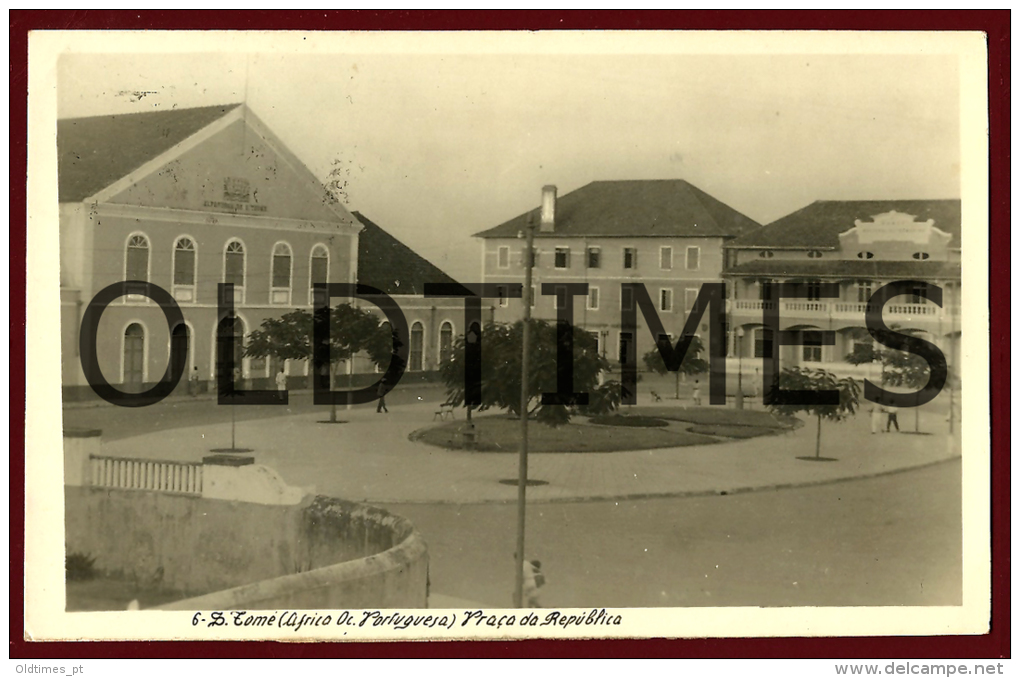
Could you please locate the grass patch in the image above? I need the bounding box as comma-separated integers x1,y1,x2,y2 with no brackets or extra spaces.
411,415,719,453
634,406,799,429
588,414,669,428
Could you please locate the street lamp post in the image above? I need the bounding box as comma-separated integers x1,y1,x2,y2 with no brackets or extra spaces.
514,215,535,608
735,327,745,410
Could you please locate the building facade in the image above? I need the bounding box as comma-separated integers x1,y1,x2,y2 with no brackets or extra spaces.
723,200,962,374
59,104,466,400
475,180,761,365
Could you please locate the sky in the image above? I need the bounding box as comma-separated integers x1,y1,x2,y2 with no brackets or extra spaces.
55,33,964,283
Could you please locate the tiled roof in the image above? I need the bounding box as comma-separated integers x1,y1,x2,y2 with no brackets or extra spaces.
58,104,241,202
354,212,470,296
474,180,761,239
727,200,962,249
724,259,961,280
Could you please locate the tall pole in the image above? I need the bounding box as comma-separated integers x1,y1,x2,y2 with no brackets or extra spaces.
514,217,535,608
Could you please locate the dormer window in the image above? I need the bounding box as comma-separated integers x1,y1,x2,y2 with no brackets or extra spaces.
759,250,774,259
857,251,874,260
807,250,823,259
912,252,930,260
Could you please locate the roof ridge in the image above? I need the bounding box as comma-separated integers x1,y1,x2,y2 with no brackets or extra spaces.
58,102,242,123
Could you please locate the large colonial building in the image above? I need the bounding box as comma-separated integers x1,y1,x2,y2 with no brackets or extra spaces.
723,200,962,372
59,104,465,399
474,180,761,363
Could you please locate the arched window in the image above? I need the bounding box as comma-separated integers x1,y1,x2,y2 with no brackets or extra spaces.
439,321,454,365
271,242,292,305
309,244,329,306
224,240,246,303
173,237,196,302
410,322,425,372
123,323,145,390
126,234,149,281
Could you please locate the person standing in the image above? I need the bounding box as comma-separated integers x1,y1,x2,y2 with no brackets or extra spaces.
523,559,545,608
691,379,702,406
886,402,900,433
275,367,287,402
189,366,200,397
376,378,389,413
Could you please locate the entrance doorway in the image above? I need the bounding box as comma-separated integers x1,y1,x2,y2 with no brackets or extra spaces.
123,323,144,392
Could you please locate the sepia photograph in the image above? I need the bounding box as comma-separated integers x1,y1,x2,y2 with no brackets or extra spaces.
24,28,991,642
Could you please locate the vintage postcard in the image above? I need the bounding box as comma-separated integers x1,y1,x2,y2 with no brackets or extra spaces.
24,29,990,642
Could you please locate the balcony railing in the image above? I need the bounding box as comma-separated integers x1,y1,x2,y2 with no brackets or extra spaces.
732,299,949,319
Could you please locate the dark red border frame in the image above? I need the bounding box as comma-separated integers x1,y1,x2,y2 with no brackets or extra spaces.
10,10,1009,660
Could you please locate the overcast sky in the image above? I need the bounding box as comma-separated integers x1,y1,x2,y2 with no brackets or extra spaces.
57,35,962,282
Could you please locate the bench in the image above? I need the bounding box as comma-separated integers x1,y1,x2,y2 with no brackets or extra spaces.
433,403,456,421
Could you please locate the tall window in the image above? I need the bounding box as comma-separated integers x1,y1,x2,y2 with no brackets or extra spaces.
685,246,700,270
911,283,927,305
126,234,149,281
659,288,673,312
623,247,637,269
621,286,634,311
806,280,822,301
803,333,823,362
754,328,774,359
857,281,873,304
497,285,509,308
173,237,196,302
498,246,510,268
522,247,539,268
554,247,570,269
759,279,774,302
685,288,699,313
310,244,329,305
587,286,600,311
410,322,424,372
439,322,454,365
587,247,601,269
271,242,292,304
660,246,673,270
224,240,245,302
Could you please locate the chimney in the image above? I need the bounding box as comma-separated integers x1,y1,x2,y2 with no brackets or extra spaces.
540,185,557,233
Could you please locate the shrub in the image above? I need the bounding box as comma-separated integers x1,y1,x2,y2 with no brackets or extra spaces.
66,552,97,581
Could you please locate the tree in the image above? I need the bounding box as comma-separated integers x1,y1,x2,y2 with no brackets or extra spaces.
439,319,620,427
882,349,931,433
245,303,396,422
766,367,861,460
642,335,709,399
844,329,930,433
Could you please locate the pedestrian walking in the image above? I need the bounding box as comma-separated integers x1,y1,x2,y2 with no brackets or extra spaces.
886,402,900,433
188,366,200,397
691,380,702,406
376,378,389,413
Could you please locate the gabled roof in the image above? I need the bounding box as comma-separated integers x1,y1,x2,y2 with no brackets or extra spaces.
58,104,241,202
727,199,962,249
354,212,470,296
474,180,761,239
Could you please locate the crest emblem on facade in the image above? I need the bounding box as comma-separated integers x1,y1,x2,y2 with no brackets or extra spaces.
223,177,251,203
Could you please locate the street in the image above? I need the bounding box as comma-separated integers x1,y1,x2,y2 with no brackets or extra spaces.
386,459,961,608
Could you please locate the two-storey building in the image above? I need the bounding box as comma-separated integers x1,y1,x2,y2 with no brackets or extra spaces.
475,180,761,364
59,103,466,400
723,200,962,374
